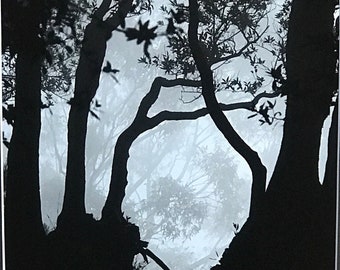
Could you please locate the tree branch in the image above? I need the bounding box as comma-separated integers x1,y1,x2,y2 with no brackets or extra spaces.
151,90,280,124
212,25,269,66
93,0,113,20
136,77,201,118
188,0,267,216
145,248,170,270
105,0,134,32
103,72,275,221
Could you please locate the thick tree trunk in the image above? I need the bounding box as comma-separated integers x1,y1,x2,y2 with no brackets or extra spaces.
262,0,336,268
318,101,338,269
5,45,45,269
212,0,337,269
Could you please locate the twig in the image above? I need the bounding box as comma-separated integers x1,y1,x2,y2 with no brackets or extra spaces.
144,248,170,270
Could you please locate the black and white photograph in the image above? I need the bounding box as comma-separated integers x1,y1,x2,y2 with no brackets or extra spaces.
1,0,339,269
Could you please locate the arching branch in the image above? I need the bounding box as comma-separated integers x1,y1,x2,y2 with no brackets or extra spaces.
103,73,276,222
188,0,267,216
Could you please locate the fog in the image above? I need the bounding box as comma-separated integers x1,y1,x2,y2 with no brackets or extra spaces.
37,11,284,270
2,0,332,269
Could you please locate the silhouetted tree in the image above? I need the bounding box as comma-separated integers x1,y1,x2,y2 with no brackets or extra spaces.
187,0,338,269
3,0,337,269
2,1,77,268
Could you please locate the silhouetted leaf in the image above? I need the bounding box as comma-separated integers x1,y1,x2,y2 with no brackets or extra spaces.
45,50,53,65
272,80,278,91
102,61,119,75
124,20,157,45
40,102,50,109
267,100,276,108
247,113,257,119
95,100,101,108
65,45,73,54
166,18,176,34
103,61,112,73
267,64,282,80
171,9,186,23
109,74,119,83
90,110,100,120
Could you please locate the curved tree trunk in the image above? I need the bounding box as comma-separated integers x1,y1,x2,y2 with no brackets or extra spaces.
212,0,337,269
102,77,201,222
188,0,266,218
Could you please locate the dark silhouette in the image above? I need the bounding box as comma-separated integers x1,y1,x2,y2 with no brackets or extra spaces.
187,0,337,269
2,0,337,269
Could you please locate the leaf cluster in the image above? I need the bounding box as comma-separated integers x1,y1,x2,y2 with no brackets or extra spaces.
2,0,90,55
124,20,158,61
145,0,270,79
218,67,264,96
247,100,283,126
2,0,92,106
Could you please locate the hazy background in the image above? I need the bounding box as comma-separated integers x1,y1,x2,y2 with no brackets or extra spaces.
2,0,333,269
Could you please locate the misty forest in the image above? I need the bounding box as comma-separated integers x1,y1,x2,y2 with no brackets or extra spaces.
2,0,339,269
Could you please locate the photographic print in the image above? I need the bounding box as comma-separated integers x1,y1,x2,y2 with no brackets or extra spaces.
2,0,339,269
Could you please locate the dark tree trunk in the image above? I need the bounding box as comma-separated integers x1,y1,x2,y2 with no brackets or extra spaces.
101,127,143,222
212,0,337,269
58,19,110,229
57,0,133,230
5,44,45,269
318,101,338,269
51,1,143,269
261,0,336,268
